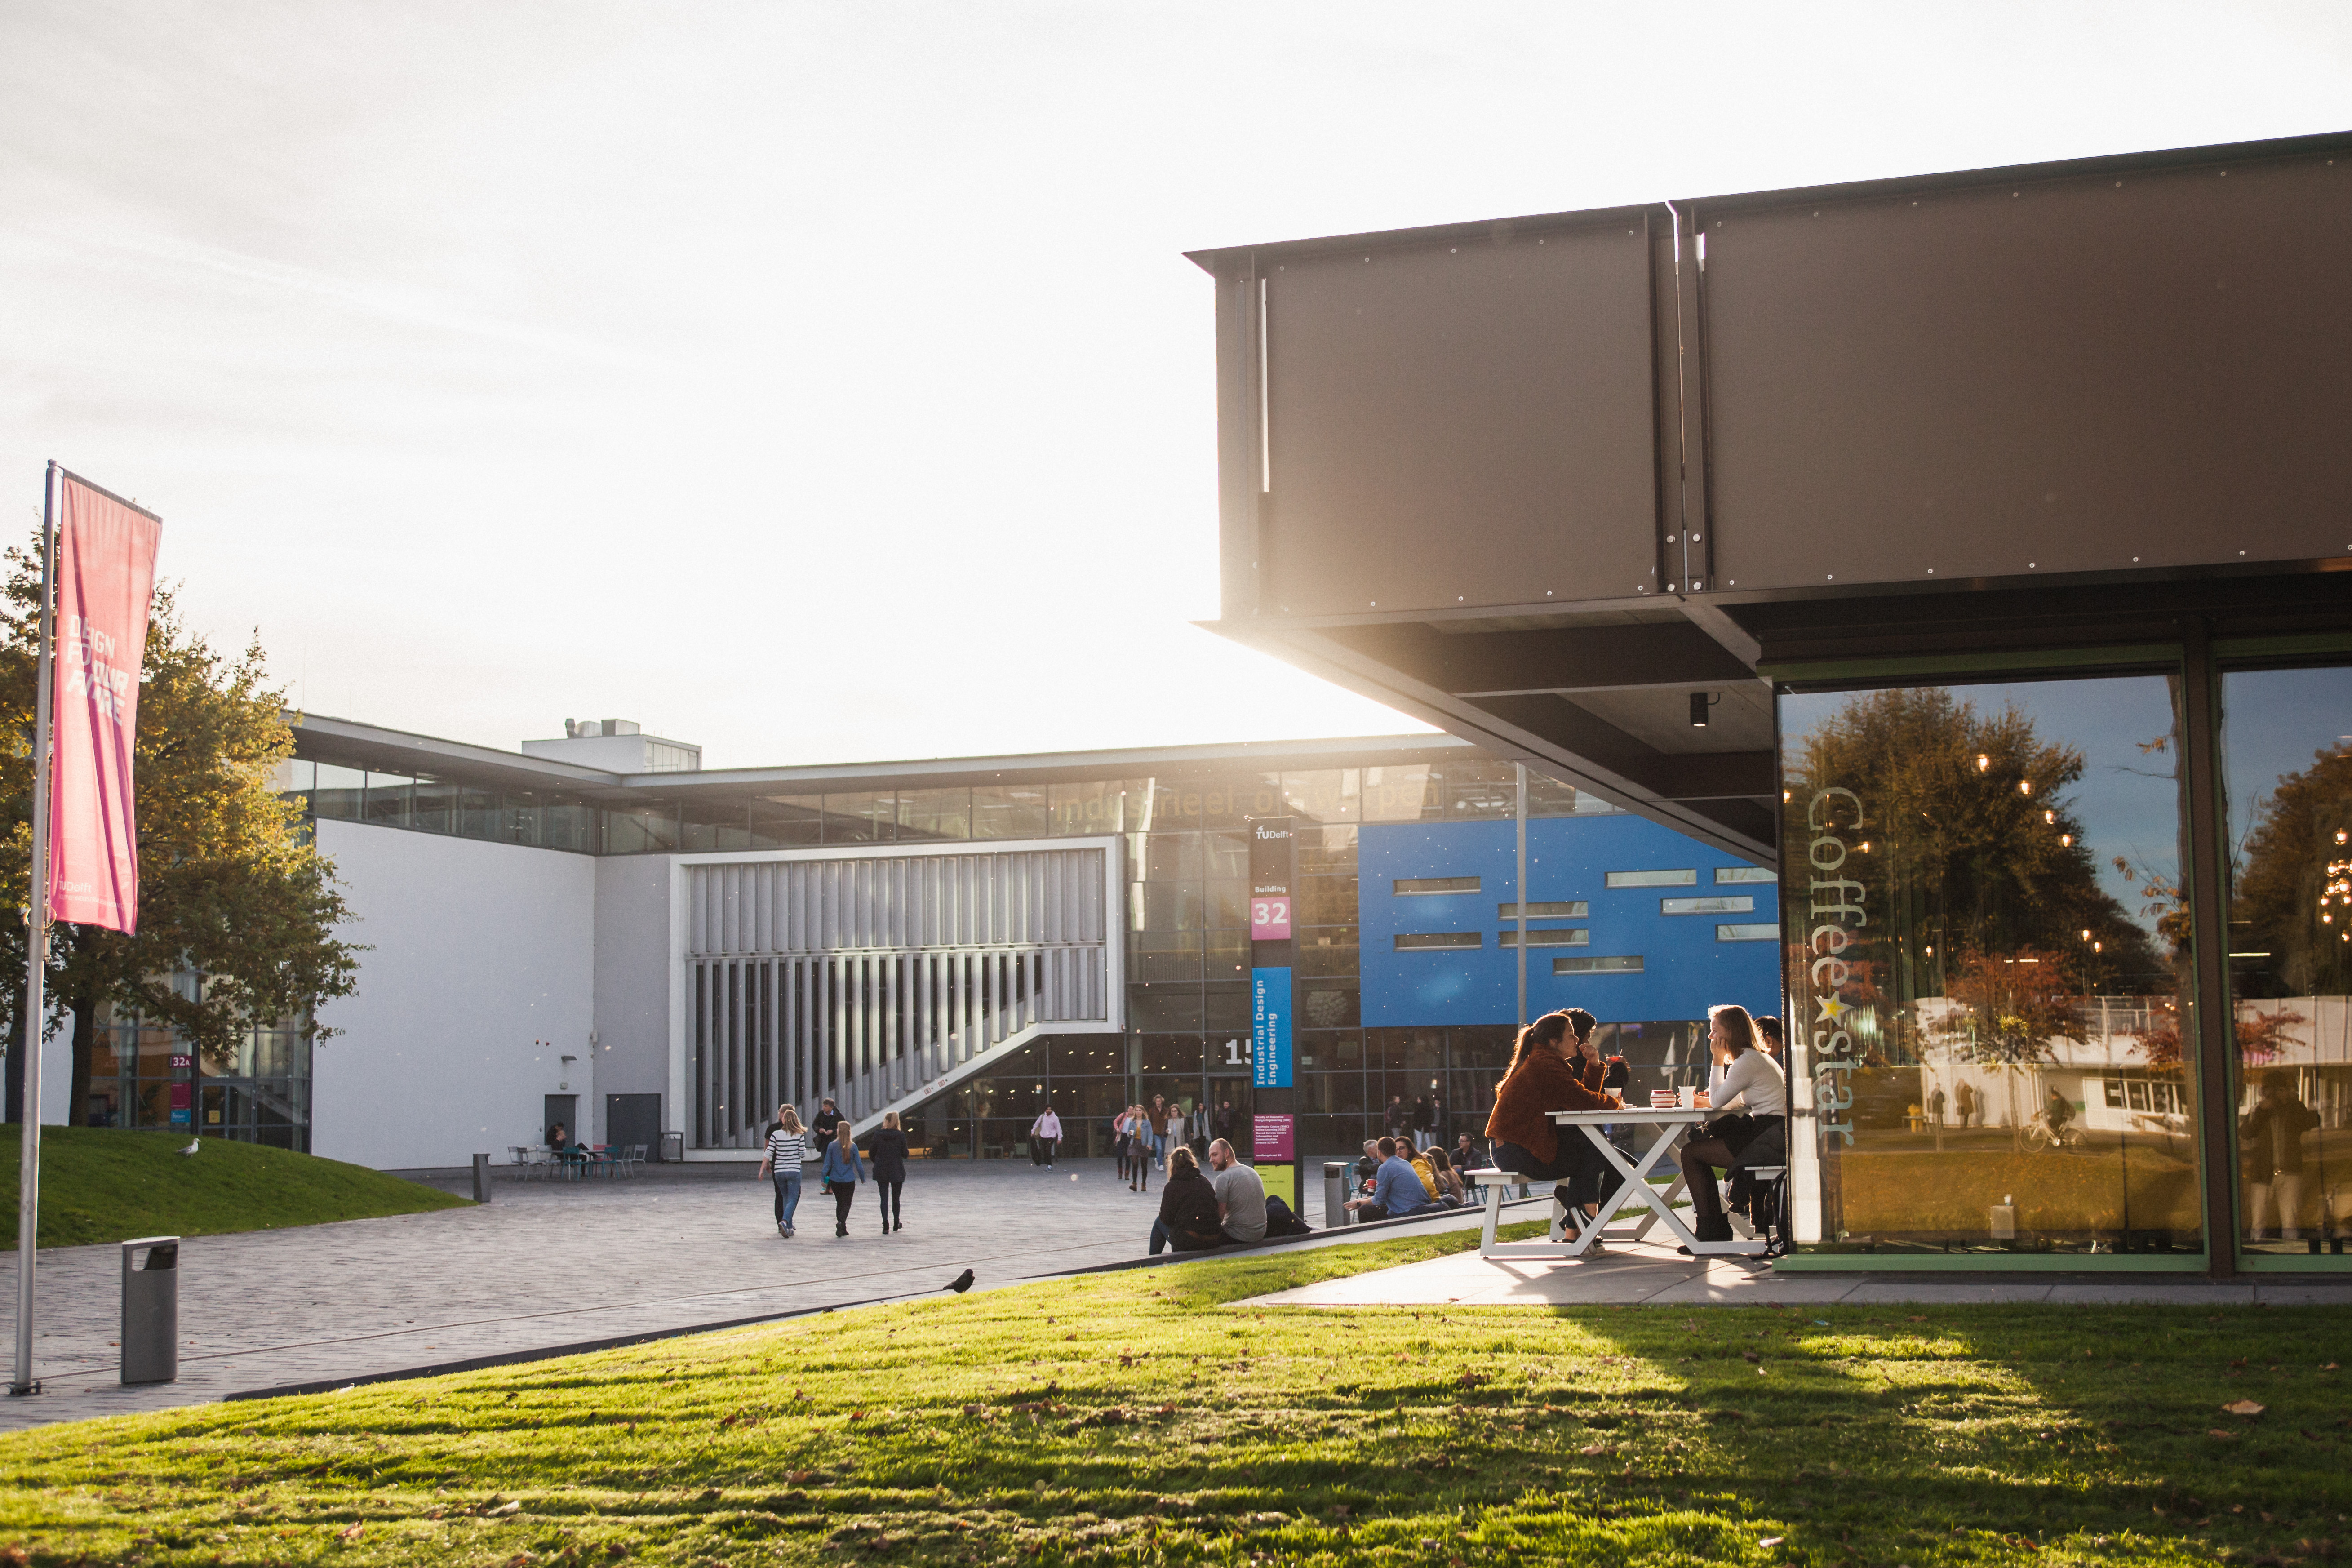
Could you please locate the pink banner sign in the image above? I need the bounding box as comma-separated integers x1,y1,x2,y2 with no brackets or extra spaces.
48,475,162,935
1252,1113,1295,1163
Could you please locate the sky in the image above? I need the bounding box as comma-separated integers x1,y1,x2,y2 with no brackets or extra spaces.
3,3,2349,769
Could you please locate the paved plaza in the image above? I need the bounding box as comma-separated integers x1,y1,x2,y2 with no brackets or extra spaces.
0,1157,1209,1431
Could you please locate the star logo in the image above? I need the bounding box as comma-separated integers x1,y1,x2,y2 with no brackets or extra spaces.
1815,993,1850,1026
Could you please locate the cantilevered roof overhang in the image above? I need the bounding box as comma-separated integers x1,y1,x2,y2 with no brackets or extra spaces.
1186,129,2352,866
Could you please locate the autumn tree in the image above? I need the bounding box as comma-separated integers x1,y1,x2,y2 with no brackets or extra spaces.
1781,687,2165,1060
2230,743,2352,999
1,537,360,1127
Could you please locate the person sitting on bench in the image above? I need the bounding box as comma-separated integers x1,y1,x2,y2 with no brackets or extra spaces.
1677,1003,1788,1248
1344,1137,1431,1221
1482,1008,1622,1243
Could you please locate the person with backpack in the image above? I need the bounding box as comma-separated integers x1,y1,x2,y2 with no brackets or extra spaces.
867,1110,910,1234
755,1103,808,1238
821,1127,865,1237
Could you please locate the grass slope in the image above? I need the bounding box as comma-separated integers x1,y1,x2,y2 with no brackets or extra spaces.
0,1126,464,1249
1,1222,2348,1566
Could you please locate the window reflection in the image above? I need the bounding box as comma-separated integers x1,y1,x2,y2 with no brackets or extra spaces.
2222,665,2352,1259
1781,676,2199,1255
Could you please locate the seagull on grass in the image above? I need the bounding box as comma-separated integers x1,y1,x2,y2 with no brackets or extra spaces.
177,1139,200,1156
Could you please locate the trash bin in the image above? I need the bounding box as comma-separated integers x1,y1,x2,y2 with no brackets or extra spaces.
121,1237,179,1386
1323,1162,1354,1228
472,1151,493,1203
660,1130,685,1164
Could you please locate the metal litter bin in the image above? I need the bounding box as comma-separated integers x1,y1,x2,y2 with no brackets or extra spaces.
472,1151,493,1202
660,1130,684,1164
121,1236,179,1386
1324,1162,1354,1228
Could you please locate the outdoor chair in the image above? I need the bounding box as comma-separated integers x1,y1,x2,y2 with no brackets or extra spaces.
1744,1164,1791,1258
626,1142,647,1176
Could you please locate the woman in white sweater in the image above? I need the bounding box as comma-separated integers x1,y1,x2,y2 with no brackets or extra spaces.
1679,1004,1787,1244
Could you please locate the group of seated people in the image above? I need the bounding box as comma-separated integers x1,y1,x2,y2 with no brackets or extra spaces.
1151,1137,1287,1253
1342,1136,1473,1220
1482,1003,1787,1248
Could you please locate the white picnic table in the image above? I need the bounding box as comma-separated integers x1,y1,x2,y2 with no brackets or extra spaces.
1473,1106,1768,1260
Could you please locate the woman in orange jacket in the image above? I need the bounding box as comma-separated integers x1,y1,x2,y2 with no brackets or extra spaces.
1483,1008,1623,1242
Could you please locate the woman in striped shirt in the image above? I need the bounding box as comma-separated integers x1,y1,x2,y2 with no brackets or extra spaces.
756,1105,809,1239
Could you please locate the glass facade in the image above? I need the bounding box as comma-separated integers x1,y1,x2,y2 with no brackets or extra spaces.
85,984,312,1151
2221,664,2352,1262
1780,676,2199,1257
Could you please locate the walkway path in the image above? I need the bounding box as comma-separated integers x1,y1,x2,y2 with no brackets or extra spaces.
0,1157,1174,1432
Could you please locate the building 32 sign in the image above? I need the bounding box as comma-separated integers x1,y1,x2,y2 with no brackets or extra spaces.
1248,816,1294,940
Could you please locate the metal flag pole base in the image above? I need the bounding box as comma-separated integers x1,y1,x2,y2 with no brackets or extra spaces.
10,461,55,1401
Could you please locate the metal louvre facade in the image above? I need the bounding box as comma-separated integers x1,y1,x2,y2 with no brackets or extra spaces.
678,841,1119,1149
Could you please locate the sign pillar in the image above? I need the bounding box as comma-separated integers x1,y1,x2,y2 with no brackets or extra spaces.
1247,817,1296,1208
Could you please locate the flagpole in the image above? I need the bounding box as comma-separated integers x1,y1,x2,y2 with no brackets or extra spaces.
11,460,56,1398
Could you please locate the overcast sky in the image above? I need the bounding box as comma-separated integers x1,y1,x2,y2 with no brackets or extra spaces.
3,3,2347,768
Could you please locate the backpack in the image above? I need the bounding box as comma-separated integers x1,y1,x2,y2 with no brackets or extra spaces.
1263,1195,1313,1238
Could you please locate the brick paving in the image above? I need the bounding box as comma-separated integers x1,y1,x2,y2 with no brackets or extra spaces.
0,1156,1194,1432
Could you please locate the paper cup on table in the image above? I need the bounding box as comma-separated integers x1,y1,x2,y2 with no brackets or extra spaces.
1677,1085,1695,1109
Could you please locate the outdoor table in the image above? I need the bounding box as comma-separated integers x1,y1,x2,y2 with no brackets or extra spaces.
1475,1106,1766,1260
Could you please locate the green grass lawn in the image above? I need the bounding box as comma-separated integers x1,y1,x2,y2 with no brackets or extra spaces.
0,1126,465,1248
0,1221,2347,1566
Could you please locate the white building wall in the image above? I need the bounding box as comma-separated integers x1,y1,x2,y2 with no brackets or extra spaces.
593,854,675,1143
310,819,596,1170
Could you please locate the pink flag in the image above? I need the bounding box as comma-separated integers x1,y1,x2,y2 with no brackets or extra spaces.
47,475,162,934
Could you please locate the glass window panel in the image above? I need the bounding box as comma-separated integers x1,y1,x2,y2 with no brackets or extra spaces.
1137,1033,1205,1073
1395,931,1481,950
1525,771,1590,817
1555,955,1644,973
1499,900,1586,918
1204,932,1251,979
1136,833,1203,882
972,785,1051,839
458,787,503,840
1129,932,1203,984
541,797,596,853
897,787,972,841
1362,764,1438,823
1498,928,1588,947
604,804,680,854
1199,775,1281,831
1298,824,1359,875
1396,876,1479,895
1299,984,1360,1030
1441,761,1518,820
1717,865,1776,884
411,778,457,834
750,796,825,848
271,758,315,793
1294,878,1358,924
1661,895,1754,915
1203,982,1252,1032
311,763,365,820
682,802,752,853
822,792,896,843
2220,664,2352,1262
1140,782,1201,828
1717,923,1779,942
1131,883,1205,932
1203,831,1250,880
363,772,413,828
1782,675,2197,1257
1606,868,1695,888
1281,769,1360,824
1128,990,1202,1032
1205,881,1250,929
1051,780,1145,836
1296,937,1361,977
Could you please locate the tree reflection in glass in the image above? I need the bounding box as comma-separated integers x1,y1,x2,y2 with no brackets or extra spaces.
2221,666,2352,1259
1779,679,2199,1254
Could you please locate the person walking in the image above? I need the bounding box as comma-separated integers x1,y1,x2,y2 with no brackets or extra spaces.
821,1125,865,1237
868,1110,910,1233
1114,1106,1136,1185
1030,1105,1063,1168
755,1104,808,1238
1411,1094,1434,1152
1144,1095,1172,1190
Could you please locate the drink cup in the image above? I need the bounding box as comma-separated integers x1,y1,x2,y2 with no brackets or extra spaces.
1677,1085,1695,1109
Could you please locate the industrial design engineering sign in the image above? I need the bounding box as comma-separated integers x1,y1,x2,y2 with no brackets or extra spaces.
1251,966,1293,1088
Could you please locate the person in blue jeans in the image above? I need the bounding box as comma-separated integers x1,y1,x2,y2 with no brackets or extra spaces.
1342,1137,1431,1222
756,1104,808,1239
821,1129,866,1237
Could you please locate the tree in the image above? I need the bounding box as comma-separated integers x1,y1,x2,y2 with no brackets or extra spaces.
1781,687,2167,1062
2230,744,2352,999
0,536,361,1129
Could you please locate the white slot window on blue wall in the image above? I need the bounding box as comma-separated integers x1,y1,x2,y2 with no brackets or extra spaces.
1716,924,1777,942
1605,869,1695,888
1394,876,1479,895
1393,931,1482,950
1661,895,1755,915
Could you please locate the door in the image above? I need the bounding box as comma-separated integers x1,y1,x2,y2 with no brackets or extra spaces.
543,1093,577,1146
607,1093,662,1159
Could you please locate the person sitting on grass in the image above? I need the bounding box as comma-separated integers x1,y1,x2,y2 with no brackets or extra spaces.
1206,1138,1268,1244
1425,1146,1467,1208
1149,1146,1226,1255
1343,1137,1430,1222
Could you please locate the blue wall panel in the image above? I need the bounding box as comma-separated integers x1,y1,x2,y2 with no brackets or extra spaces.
1359,816,1781,1028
